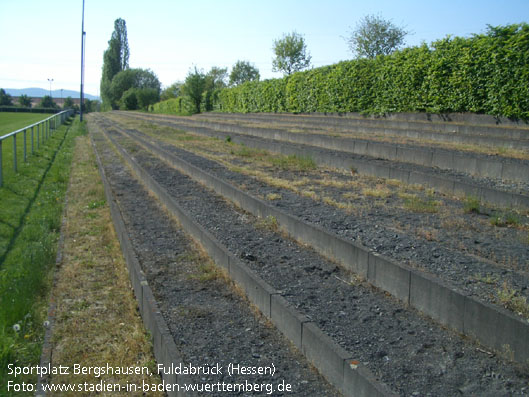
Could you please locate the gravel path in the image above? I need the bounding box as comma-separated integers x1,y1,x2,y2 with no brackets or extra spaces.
92,115,529,396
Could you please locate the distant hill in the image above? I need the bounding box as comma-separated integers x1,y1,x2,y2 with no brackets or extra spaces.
4,88,99,101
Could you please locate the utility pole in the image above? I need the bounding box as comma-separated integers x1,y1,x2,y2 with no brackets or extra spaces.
80,0,86,121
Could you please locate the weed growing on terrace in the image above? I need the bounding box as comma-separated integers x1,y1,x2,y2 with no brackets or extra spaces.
497,281,529,319
400,192,439,213
464,195,481,214
270,154,316,171
266,193,282,201
255,215,279,232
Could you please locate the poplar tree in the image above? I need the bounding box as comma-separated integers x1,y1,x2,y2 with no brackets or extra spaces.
100,18,130,109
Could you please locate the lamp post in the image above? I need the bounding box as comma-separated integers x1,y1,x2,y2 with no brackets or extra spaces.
47,78,54,98
80,0,85,121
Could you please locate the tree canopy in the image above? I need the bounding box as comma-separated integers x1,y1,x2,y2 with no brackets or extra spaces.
38,95,57,109
18,94,32,108
272,32,311,76
182,67,207,114
346,14,409,58
110,68,161,110
101,18,130,109
160,82,183,101
229,61,260,86
0,89,13,106
63,96,74,109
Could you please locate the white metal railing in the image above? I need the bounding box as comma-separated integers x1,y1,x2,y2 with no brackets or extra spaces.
0,109,74,187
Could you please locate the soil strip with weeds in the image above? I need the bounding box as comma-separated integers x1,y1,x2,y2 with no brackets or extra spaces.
45,132,163,395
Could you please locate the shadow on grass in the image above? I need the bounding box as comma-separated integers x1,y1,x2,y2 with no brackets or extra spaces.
0,125,70,268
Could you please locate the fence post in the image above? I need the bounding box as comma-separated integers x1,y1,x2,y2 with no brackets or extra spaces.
37,123,40,149
31,126,34,154
0,140,3,187
23,129,27,162
13,134,17,173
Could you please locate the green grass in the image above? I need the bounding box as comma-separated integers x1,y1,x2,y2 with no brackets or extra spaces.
0,113,50,136
463,195,481,214
229,142,317,171
270,154,316,171
1,113,56,189
403,194,439,213
0,116,84,395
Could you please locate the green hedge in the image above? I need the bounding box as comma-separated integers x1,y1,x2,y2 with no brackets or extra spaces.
149,97,194,115
216,24,529,119
0,107,60,114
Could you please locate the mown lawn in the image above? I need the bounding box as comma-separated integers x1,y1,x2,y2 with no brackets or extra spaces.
0,113,50,136
0,115,80,395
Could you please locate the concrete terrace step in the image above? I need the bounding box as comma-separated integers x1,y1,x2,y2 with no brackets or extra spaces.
196,112,529,141
122,113,529,209
195,113,529,151
161,117,529,184
105,119,529,367
91,120,395,397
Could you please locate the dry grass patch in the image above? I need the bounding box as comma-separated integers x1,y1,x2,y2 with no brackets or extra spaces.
49,134,162,395
416,227,439,241
301,190,319,201
255,215,279,232
362,185,392,199
266,192,282,201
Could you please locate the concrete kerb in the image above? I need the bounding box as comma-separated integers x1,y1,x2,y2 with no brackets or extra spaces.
195,111,529,132
98,124,394,396
158,117,529,184
90,131,195,397
112,124,529,364
144,119,528,209
463,296,529,363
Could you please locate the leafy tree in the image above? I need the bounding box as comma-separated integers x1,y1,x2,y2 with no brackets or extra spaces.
182,67,206,113
84,99,100,113
18,94,32,108
109,68,160,109
272,32,311,75
203,67,228,111
346,14,409,58
62,96,74,109
38,95,57,108
0,89,13,106
100,18,130,109
120,88,139,110
120,87,160,110
229,60,260,86
160,82,183,101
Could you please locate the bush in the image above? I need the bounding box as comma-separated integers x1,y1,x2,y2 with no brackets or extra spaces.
214,23,529,119
150,97,194,116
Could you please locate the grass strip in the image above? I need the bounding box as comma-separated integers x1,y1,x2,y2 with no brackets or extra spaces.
0,117,79,395
47,132,162,395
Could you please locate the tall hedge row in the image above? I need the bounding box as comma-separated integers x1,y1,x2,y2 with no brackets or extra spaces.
150,96,194,115
216,24,529,119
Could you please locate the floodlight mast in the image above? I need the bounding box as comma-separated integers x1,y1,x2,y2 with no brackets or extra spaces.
80,0,85,121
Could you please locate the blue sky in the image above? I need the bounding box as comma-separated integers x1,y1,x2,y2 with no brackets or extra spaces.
1,0,528,97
